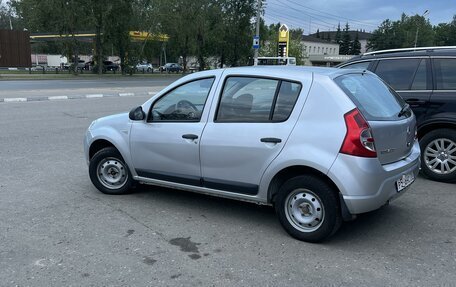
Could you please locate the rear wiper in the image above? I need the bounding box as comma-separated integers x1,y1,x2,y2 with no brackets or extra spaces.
398,103,410,117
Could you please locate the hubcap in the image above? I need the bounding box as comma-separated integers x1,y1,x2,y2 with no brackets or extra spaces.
285,188,324,233
424,138,456,175
96,157,128,189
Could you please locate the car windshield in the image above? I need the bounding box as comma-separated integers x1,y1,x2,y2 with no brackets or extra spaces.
335,73,407,121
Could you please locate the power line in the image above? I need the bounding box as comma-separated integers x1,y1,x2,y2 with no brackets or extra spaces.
279,0,379,27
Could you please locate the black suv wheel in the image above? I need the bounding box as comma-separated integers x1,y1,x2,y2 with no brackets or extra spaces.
420,129,456,183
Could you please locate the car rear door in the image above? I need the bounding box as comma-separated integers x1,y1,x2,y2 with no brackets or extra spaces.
373,57,431,125
199,74,308,195
335,73,416,165
428,57,456,121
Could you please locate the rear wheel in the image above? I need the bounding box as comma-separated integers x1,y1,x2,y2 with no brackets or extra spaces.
420,128,456,183
89,147,134,194
275,175,342,242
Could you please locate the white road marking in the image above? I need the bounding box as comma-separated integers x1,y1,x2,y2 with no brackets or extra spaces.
48,95,69,100
85,94,104,98
4,98,27,102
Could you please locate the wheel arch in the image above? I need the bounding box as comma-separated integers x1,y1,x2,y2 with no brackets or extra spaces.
418,121,456,140
267,165,341,204
89,139,117,160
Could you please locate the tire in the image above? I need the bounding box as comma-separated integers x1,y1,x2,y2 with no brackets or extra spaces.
275,175,342,242
420,128,456,183
147,67,152,73
89,147,135,195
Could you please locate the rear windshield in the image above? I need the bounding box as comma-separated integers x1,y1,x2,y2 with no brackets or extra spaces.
335,73,406,121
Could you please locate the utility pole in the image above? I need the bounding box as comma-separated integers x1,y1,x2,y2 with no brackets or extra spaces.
414,10,429,48
253,0,261,66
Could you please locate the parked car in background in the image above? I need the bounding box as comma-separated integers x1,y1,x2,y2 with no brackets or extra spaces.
84,67,420,242
135,62,154,73
103,60,119,72
339,46,456,183
159,63,182,73
84,60,119,73
64,60,85,71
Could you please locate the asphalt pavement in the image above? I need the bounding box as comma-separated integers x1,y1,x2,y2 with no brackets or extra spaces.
0,91,455,286
0,77,179,99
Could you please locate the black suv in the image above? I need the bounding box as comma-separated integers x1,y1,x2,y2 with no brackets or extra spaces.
339,47,456,183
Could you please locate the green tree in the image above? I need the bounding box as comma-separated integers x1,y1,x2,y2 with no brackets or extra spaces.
350,31,361,55
103,0,133,73
334,23,341,45
339,22,351,54
434,15,456,46
368,13,434,51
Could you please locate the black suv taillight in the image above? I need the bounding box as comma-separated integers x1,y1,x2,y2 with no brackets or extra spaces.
340,108,377,158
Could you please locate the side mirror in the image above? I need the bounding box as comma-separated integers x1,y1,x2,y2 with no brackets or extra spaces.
129,106,145,121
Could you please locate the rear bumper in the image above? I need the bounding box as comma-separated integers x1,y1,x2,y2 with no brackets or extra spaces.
328,141,421,214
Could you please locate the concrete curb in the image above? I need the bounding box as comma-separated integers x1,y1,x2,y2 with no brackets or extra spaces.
0,91,158,103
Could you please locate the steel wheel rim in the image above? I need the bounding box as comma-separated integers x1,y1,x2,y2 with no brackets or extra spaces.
96,157,128,189
284,188,325,233
424,138,456,175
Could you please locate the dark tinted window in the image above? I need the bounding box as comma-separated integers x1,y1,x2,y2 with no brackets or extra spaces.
341,61,371,70
216,77,301,122
434,59,456,90
411,59,427,90
375,59,421,90
272,81,301,121
335,74,406,121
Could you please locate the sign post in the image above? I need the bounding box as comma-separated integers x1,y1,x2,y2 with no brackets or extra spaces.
278,24,290,58
253,0,261,66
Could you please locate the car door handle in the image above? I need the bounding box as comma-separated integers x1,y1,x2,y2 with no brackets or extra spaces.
182,134,198,140
261,137,282,143
405,99,425,107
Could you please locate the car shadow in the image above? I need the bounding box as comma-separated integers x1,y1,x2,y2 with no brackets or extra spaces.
125,183,411,244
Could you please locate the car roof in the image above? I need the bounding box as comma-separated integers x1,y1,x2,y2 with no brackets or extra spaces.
342,46,456,65
222,65,368,79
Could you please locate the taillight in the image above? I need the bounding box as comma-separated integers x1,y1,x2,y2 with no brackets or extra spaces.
340,108,377,158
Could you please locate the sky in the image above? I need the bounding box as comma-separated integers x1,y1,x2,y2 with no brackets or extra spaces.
264,0,455,34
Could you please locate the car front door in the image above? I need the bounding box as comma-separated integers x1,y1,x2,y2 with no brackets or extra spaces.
129,77,216,185
200,75,304,195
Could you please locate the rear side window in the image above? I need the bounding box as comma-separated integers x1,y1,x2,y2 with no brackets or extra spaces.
335,74,406,121
216,77,301,122
433,58,456,90
375,59,421,90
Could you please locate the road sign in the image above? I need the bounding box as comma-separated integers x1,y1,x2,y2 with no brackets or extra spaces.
253,35,260,49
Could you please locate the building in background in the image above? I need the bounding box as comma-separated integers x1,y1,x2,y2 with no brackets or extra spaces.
301,35,352,66
310,30,372,54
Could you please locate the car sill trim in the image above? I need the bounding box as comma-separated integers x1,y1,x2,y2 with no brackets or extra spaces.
134,176,267,204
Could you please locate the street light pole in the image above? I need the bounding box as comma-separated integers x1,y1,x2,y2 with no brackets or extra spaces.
414,10,429,48
253,0,261,66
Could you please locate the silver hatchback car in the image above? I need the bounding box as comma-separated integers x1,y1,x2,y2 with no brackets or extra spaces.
84,67,420,242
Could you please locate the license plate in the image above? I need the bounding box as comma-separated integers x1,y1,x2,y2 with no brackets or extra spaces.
396,173,415,192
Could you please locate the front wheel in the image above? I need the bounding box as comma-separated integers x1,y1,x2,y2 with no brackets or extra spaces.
89,147,135,194
275,175,342,242
420,128,456,183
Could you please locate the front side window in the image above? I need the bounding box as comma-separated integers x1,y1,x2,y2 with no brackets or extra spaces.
433,58,456,90
216,77,301,122
150,78,214,122
375,58,421,90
